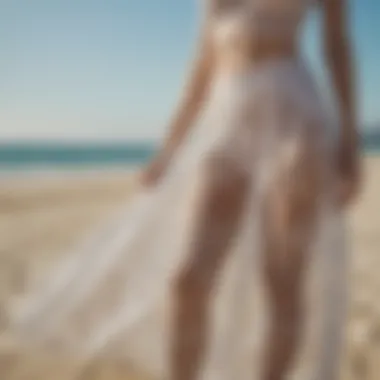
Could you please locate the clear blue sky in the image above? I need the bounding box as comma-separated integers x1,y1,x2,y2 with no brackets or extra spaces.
1,0,379,142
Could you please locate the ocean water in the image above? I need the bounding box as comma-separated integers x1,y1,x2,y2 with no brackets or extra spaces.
0,135,378,176
0,143,156,176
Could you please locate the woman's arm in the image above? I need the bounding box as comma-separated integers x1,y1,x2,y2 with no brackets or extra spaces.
141,11,215,186
321,0,360,205
163,27,215,153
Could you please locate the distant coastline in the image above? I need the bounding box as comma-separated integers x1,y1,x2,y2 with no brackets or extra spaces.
361,128,380,152
0,142,155,168
0,130,379,171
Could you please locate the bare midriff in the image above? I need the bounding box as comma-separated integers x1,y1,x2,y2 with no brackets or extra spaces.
214,13,300,73
220,48,296,72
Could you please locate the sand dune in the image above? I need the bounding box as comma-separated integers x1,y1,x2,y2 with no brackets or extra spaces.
0,158,379,379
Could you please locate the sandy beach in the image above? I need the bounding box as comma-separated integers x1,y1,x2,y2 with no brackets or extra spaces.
0,157,379,380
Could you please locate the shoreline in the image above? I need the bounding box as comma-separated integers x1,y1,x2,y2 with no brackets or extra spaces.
0,166,138,182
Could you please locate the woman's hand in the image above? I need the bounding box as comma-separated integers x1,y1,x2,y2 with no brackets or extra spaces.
336,134,361,208
140,149,173,187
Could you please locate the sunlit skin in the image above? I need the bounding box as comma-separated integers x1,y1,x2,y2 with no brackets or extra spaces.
141,0,359,379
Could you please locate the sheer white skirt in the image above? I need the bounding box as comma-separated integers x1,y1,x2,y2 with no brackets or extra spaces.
7,59,348,380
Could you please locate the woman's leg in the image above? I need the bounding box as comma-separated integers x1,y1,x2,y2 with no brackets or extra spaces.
260,137,322,380
170,152,250,380
313,214,348,380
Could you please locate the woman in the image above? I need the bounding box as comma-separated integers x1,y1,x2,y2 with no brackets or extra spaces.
7,0,359,379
